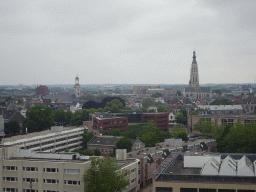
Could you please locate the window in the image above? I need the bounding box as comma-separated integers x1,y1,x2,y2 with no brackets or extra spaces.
64,169,80,174
3,177,18,181
23,178,38,183
3,188,18,192
3,166,17,171
44,190,59,192
23,167,38,171
64,180,80,185
43,191,59,192
131,178,136,183
43,179,59,184
23,190,38,192
43,168,59,172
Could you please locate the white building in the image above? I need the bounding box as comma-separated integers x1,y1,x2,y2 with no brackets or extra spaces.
1,127,84,154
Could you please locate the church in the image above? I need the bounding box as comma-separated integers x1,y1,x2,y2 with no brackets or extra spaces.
183,51,212,99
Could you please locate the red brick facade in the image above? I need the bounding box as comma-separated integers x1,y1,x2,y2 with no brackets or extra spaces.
141,113,169,131
36,85,49,95
92,117,128,132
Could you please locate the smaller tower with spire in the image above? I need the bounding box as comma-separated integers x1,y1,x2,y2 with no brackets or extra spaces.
74,75,81,98
189,50,199,88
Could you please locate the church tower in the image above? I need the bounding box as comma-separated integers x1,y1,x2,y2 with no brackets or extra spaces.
74,75,81,98
189,50,199,88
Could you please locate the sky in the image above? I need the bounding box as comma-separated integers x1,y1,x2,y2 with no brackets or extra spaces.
1,0,256,85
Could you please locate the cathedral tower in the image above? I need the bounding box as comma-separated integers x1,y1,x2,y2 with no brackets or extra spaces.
74,75,81,98
189,50,199,88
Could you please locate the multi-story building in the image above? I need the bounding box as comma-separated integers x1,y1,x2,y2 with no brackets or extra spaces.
128,138,216,189
1,127,84,153
141,113,169,131
188,114,256,133
0,149,140,192
153,152,256,192
92,116,128,132
133,86,160,95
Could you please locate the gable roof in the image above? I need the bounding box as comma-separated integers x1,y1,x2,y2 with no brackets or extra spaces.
6,101,18,111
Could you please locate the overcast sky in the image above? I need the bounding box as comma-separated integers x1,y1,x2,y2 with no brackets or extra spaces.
1,0,256,85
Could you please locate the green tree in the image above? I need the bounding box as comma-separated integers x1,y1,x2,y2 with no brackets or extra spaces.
175,112,186,125
82,94,96,100
17,98,23,104
5,96,12,103
148,109,156,113
111,129,122,136
212,89,222,95
123,106,132,110
189,111,198,115
176,91,182,96
84,157,129,192
65,109,73,124
70,110,82,126
137,107,147,113
116,137,133,152
151,92,163,98
0,101,6,106
8,120,20,135
94,148,101,156
142,98,155,109
175,107,188,125
157,105,169,112
210,99,233,105
54,109,66,123
26,105,55,133
96,93,109,100
81,130,94,149
81,109,90,121
170,125,188,141
104,99,124,113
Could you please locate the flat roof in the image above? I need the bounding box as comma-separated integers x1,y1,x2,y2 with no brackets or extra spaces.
127,139,214,159
1,127,84,146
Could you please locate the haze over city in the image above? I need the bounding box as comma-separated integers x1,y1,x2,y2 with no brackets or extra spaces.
1,0,256,85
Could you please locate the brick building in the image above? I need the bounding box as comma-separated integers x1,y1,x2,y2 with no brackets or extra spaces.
141,113,169,131
36,85,49,95
92,116,128,132
87,136,121,155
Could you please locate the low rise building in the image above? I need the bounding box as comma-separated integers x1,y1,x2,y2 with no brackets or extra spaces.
153,152,256,192
1,127,84,153
87,136,121,155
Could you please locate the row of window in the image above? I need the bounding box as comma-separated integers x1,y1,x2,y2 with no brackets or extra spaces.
3,188,18,192
3,167,80,174
3,178,80,185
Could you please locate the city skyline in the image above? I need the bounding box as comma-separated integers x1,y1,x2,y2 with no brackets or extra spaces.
1,0,256,85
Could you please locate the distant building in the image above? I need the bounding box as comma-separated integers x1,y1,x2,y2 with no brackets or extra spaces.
183,51,212,99
188,114,256,133
0,102,26,135
133,86,160,95
36,85,49,95
74,75,81,98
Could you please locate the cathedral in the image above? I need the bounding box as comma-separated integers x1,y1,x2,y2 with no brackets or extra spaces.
183,51,212,99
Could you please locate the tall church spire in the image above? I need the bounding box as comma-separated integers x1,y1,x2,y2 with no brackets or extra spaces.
189,51,199,88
